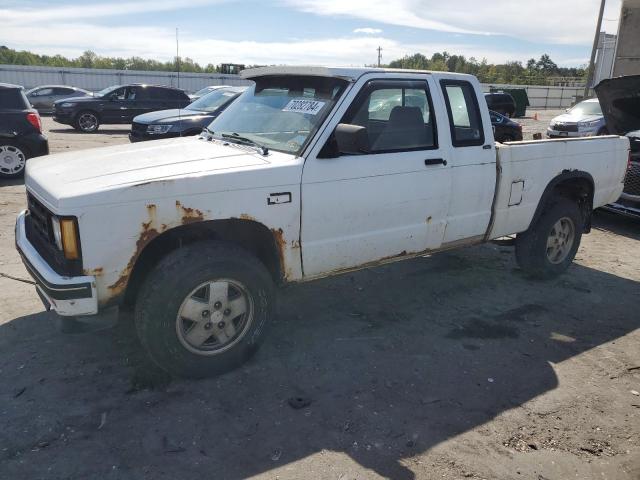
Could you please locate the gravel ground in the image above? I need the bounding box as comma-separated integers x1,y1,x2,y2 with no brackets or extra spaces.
0,113,639,480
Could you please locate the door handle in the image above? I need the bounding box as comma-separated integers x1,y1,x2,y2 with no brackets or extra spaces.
425,158,447,166
483,144,493,150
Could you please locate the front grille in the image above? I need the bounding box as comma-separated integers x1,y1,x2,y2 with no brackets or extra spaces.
25,193,83,276
623,160,640,197
552,123,578,132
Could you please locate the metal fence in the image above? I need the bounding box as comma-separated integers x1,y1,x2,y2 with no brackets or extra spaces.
481,83,586,109
0,64,252,93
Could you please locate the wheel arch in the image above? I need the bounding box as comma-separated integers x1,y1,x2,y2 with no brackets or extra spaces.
118,218,285,308
530,170,595,233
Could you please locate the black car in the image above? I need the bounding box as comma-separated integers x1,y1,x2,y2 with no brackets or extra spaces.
0,83,49,179
53,84,191,133
130,86,247,142
490,110,523,142
485,92,516,117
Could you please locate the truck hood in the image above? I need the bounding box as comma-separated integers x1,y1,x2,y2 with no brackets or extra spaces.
26,137,299,210
595,75,640,135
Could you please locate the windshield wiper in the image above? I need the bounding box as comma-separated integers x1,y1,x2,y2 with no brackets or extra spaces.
221,133,269,156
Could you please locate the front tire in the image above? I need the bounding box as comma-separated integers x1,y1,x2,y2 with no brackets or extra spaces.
134,241,275,379
515,197,583,279
74,111,100,133
0,142,29,178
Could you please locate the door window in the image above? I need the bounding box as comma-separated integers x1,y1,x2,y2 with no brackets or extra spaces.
344,81,437,153
34,88,54,96
113,87,137,100
441,81,484,147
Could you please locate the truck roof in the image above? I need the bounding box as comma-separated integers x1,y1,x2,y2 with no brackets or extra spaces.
241,66,475,82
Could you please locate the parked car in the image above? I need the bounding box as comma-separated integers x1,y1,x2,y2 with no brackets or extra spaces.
16,67,628,378
490,110,523,142
595,75,640,218
53,84,191,133
484,92,516,117
0,83,48,179
188,85,231,101
130,86,247,142
25,85,92,114
546,98,607,139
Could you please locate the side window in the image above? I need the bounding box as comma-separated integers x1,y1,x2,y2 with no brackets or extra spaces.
344,81,437,153
441,81,484,147
53,87,73,95
36,88,54,96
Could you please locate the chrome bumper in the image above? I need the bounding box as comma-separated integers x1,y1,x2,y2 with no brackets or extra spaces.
15,210,98,316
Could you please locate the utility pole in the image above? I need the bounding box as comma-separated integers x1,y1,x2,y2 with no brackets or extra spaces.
584,0,606,98
176,27,180,89
377,46,382,67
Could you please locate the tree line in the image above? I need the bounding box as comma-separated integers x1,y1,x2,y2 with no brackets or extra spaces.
1,45,585,85
386,52,586,85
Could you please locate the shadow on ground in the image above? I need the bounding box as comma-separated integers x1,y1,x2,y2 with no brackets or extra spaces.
1,242,638,479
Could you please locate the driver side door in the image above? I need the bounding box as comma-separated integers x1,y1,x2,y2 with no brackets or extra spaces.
300,76,453,278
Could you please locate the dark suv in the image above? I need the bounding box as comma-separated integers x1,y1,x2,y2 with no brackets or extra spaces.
484,92,516,117
53,84,191,133
0,83,49,179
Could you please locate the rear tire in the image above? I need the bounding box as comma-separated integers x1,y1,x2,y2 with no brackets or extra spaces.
0,142,29,178
515,197,583,279
134,241,275,379
74,111,100,133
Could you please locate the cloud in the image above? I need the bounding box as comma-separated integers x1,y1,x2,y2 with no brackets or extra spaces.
353,28,383,34
284,0,622,45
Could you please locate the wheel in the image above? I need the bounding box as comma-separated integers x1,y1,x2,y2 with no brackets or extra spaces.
74,111,100,133
134,241,275,378
515,197,583,279
0,142,29,178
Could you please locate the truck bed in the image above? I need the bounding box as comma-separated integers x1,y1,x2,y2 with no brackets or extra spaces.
489,136,629,239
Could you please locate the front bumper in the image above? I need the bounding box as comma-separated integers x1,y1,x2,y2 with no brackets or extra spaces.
128,131,180,143
15,210,98,316
546,128,598,139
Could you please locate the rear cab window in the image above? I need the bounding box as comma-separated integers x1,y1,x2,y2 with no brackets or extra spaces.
343,80,437,153
440,80,484,147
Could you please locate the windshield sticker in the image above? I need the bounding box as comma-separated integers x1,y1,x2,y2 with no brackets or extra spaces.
283,99,326,115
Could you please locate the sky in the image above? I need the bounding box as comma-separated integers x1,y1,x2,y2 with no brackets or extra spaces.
0,0,624,67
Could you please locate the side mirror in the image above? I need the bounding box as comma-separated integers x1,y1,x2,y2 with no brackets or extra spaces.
335,123,369,155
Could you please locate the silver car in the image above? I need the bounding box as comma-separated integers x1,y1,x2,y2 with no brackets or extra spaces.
547,98,608,138
25,85,92,114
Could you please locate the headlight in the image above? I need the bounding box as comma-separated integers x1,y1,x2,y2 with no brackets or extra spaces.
60,102,76,108
578,120,600,128
51,216,80,260
147,124,173,134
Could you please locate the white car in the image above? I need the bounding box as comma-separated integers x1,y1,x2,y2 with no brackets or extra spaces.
16,67,629,378
547,98,608,138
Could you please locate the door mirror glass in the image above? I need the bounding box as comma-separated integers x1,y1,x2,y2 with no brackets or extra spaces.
335,123,369,155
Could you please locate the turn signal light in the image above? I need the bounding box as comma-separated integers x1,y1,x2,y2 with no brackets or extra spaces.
60,219,80,260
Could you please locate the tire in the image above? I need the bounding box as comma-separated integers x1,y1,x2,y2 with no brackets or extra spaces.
74,111,100,133
515,197,583,279
0,142,29,178
134,241,275,379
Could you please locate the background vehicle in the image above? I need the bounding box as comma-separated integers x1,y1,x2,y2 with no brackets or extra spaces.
188,85,230,101
130,86,247,142
25,85,92,114
484,92,516,117
596,75,640,217
16,67,628,378
547,98,607,138
490,110,523,142
53,84,190,133
0,83,48,179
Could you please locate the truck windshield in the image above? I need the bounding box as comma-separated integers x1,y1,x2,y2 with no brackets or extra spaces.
207,75,349,155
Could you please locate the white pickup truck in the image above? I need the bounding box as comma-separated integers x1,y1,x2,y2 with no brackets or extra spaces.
16,67,629,378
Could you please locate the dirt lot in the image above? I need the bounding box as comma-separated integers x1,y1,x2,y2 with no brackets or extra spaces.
1,113,639,480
